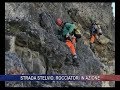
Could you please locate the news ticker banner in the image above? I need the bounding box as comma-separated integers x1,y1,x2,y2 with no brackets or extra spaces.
0,75,120,81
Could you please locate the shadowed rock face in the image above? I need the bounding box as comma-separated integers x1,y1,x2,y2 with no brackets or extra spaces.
5,2,115,87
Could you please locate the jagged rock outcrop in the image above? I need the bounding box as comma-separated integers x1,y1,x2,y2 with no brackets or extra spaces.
5,2,115,87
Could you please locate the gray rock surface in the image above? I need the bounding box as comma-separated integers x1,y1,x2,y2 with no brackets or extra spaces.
5,2,115,87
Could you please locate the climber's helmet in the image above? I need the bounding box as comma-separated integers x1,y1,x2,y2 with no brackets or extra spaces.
56,18,63,26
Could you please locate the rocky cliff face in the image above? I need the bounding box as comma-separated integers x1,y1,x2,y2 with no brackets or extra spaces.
5,2,115,87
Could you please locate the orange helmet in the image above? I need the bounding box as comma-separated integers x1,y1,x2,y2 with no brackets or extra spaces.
56,18,63,26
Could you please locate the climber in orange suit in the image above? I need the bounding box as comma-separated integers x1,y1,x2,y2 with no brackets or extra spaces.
56,18,80,66
90,20,103,52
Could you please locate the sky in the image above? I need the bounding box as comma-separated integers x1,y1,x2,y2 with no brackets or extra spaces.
112,2,115,17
